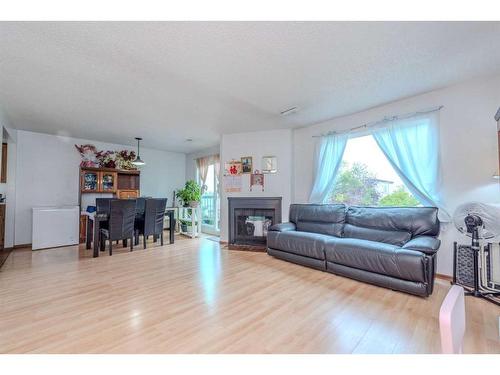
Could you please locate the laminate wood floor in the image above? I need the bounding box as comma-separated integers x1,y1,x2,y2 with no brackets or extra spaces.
1,236,499,354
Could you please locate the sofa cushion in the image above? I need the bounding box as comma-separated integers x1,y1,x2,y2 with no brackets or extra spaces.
267,230,330,260
343,223,411,247
268,222,296,232
402,236,441,255
324,238,427,283
289,204,345,237
345,206,440,239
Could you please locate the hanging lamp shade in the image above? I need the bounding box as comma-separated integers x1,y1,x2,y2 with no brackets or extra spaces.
132,137,146,166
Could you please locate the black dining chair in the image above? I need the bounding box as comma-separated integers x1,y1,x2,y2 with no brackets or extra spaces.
135,198,167,249
133,197,148,245
96,197,121,244
95,197,113,230
100,199,137,255
135,197,148,216
95,198,113,214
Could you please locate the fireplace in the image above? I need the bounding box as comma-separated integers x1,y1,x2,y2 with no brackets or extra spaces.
228,197,282,250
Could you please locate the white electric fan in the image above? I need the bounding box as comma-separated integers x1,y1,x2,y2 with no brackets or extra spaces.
453,202,500,305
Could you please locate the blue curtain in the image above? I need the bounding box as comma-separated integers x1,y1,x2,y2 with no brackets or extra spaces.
372,112,450,221
309,133,348,203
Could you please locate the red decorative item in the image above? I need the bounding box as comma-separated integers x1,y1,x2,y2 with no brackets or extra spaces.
224,160,242,175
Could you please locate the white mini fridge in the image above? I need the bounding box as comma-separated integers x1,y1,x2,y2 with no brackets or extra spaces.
32,205,80,250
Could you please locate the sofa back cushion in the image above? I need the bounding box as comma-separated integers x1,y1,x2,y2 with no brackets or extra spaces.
343,223,411,246
344,206,439,246
289,204,346,237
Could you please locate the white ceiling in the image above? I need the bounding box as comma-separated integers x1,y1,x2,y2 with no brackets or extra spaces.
1,21,500,153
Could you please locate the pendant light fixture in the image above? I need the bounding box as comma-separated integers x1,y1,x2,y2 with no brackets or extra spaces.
132,137,145,166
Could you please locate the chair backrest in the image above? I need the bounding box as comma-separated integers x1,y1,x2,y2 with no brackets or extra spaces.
135,197,147,215
439,285,466,354
96,198,113,214
108,199,137,240
143,198,167,236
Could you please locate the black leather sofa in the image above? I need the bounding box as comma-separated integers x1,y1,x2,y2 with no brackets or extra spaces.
267,204,441,297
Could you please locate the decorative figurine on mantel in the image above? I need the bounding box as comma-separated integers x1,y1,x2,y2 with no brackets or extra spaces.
250,170,264,191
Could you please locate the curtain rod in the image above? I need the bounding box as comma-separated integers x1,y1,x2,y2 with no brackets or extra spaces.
312,105,444,138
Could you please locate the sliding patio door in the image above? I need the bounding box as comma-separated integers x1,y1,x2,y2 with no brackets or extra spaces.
200,163,220,235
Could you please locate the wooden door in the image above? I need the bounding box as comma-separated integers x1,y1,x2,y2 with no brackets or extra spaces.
0,204,5,250
1,143,7,183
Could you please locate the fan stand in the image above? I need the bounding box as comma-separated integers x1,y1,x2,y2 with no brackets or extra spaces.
459,227,500,306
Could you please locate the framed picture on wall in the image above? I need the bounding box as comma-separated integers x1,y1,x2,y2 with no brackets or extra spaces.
262,156,277,174
224,160,243,176
250,170,264,191
241,156,253,174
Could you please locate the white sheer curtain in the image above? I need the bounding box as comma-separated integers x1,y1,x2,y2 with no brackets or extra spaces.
196,154,220,193
196,156,212,192
309,133,349,203
372,112,450,221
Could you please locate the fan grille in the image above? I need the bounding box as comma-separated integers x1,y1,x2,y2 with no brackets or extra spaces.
455,244,475,288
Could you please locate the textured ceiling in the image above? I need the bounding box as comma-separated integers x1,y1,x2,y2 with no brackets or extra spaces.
1,21,500,153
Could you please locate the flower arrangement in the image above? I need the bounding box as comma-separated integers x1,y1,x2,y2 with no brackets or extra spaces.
96,150,116,169
115,150,137,170
75,144,100,168
75,145,137,170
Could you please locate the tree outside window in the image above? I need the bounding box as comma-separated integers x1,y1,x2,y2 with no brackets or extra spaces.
328,136,420,207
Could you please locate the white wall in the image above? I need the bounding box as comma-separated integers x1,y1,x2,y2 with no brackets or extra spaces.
293,73,500,276
14,130,186,245
185,145,220,182
220,129,293,242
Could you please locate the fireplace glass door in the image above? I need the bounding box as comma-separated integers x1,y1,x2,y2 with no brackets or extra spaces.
234,209,274,246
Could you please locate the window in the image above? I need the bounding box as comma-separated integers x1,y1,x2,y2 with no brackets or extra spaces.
328,135,420,207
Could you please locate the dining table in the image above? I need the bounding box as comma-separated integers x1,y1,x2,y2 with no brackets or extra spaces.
85,209,175,257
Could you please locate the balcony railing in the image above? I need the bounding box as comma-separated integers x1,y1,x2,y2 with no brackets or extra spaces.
201,193,216,226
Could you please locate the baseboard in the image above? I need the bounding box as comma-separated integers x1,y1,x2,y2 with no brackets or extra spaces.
14,243,32,249
436,273,453,282
1,244,32,252
227,244,266,252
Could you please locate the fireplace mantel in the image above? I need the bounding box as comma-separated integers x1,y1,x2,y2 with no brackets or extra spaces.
228,197,282,251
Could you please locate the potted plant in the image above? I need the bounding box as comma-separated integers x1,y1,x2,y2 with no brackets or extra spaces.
179,219,192,233
176,180,202,207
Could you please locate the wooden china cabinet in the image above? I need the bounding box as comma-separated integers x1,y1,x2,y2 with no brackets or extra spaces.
79,167,141,242
79,167,140,196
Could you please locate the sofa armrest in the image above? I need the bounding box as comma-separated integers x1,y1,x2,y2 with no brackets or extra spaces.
269,222,296,232
402,236,441,255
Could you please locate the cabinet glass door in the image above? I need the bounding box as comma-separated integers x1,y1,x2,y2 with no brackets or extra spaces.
82,171,99,192
101,172,117,192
